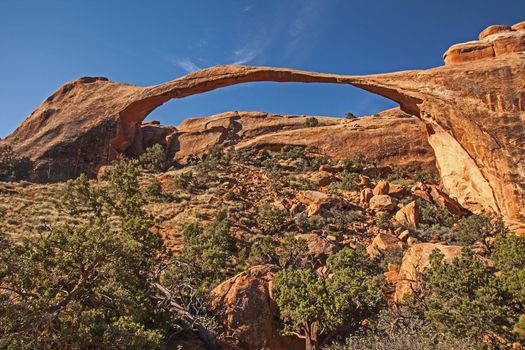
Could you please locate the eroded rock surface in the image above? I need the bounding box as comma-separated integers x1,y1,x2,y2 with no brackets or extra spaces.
211,264,303,350
5,20,525,231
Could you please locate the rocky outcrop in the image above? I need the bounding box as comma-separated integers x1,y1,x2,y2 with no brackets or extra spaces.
444,21,525,65
5,20,525,232
211,265,303,350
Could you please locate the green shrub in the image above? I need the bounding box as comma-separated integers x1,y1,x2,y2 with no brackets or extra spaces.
173,171,194,191
345,112,356,119
248,236,278,265
329,172,360,191
325,310,485,350
256,204,288,235
139,144,168,172
456,214,507,245
341,153,369,173
180,211,237,290
376,212,392,230
278,234,309,269
304,117,320,127
144,179,169,202
0,144,32,181
418,199,457,227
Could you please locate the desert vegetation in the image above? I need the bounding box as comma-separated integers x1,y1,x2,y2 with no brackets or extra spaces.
0,144,523,350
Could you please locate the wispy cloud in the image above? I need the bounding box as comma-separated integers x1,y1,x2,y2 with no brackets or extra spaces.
285,0,327,58
232,47,261,65
170,57,200,72
242,5,253,12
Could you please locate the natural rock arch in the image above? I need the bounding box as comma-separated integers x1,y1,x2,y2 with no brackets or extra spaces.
6,23,525,232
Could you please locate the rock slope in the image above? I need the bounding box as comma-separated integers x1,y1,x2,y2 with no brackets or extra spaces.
130,109,435,170
5,20,525,232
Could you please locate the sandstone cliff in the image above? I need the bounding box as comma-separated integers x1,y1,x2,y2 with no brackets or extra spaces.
5,20,525,232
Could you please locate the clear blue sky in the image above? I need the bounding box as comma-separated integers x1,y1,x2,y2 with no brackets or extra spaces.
1,0,524,137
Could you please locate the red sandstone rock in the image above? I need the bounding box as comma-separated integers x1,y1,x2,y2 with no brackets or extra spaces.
211,265,303,350
5,20,525,232
479,25,513,40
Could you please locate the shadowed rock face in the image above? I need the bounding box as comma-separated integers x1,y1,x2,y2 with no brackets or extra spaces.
5,22,525,232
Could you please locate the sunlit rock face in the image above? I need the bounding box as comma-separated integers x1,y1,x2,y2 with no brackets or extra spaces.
5,20,525,232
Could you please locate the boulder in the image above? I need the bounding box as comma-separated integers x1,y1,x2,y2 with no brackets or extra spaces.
295,233,340,262
479,25,513,40
308,170,338,187
388,183,407,198
359,174,371,187
319,164,341,174
394,201,420,230
211,265,303,350
296,190,330,206
359,188,374,206
369,195,397,212
429,185,467,216
487,31,525,56
443,41,495,65
371,233,403,252
373,180,390,196
395,243,463,302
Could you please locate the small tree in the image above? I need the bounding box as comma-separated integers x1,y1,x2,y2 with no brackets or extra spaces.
139,144,168,172
273,246,384,350
256,204,288,235
304,117,319,128
345,112,356,119
180,211,237,290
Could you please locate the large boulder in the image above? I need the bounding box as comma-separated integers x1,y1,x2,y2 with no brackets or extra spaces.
369,195,397,212
211,265,303,350
394,201,420,230
373,180,390,196
395,243,463,302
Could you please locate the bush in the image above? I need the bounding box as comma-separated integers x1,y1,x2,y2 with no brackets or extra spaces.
144,179,169,202
345,112,356,119
278,234,309,269
248,236,278,265
139,144,168,172
456,214,507,245
180,211,237,290
341,153,369,173
173,171,194,191
256,204,288,235
0,144,32,181
304,117,319,127
325,310,485,350
418,199,457,227
376,212,392,230
329,172,360,191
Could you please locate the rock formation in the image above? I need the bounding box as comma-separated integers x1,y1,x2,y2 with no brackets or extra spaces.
5,21,525,232
211,264,303,350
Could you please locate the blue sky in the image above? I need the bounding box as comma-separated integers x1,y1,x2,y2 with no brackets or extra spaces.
1,0,524,137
